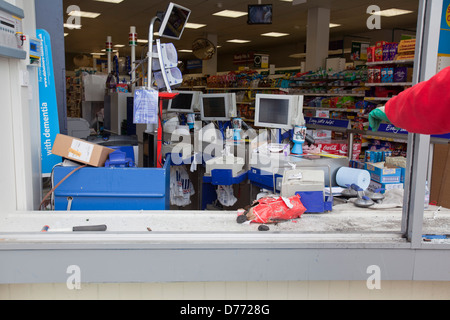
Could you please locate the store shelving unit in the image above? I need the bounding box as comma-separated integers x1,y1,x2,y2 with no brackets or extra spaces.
360,56,416,158
66,76,83,118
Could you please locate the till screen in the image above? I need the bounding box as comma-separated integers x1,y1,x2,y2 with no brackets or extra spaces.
160,6,190,39
258,98,289,125
203,97,227,118
170,94,193,110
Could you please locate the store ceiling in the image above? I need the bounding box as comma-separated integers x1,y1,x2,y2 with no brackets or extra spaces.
62,0,419,59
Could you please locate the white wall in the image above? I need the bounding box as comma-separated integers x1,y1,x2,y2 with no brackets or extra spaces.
0,0,41,212
0,57,19,212
1,281,449,300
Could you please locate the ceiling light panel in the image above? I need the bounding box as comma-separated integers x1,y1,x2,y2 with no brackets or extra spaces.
94,0,124,3
64,23,82,29
226,39,251,43
374,8,414,17
68,11,101,18
185,23,207,29
213,10,248,18
261,32,290,37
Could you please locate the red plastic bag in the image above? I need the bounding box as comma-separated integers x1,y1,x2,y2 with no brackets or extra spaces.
245,194,307,224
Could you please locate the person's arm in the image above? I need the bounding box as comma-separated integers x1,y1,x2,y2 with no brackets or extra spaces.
382,67,450,135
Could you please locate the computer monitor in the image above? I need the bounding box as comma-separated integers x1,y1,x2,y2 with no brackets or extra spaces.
255,94,304,130
167,91,200,113
200,93,237,121
159,2,191,40
248,4,273,25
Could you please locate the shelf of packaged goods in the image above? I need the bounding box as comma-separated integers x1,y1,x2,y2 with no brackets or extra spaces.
290,83,365,87
291,76,366,82
349,129,450,145
206,87,282,91
365,82,413,87
178,86,207,90
295,93,366,97
364,97,393,102
366,59,415,66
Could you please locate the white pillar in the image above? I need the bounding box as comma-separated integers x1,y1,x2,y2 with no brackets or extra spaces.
106,36,112,74
202,33,218,76
305,7,330,72
130,26,137,90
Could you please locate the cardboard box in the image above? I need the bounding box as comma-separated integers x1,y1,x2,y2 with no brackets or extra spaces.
52,134,115,167
430,144,450,208
368,180,404,194
365,162,402,184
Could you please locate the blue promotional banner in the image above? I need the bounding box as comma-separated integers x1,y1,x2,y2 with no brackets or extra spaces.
305,117,350,129
370,124,450,140
37,29,61,177
439,0,450,55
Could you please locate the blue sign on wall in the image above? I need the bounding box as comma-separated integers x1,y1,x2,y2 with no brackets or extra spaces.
305,117,350,129
37,29,61,177
186,59,203,69
439,0,450,55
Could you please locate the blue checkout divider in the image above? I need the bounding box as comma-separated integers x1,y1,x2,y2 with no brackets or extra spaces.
201,169,248,210
203,169,248,186
248,167,333,214
53,155,171,211
248,167,283,193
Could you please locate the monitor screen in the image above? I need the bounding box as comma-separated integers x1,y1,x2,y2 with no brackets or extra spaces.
169,93,194,112
159,3,191,40
258,98,290,126
248,4,273,25
202,97,227,119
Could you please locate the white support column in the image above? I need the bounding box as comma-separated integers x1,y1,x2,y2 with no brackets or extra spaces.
402,0,443,246
202,33,218,76
305,7,330,72
130,26,137,91
0,0,41,212
106,36,112,74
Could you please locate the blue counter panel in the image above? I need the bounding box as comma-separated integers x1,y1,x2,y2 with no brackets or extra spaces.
53,158,170,211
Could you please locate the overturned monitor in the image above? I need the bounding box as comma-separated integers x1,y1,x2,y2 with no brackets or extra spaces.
167,91,201,113
200,93,237,121
159,2,191,40
248,4,273,25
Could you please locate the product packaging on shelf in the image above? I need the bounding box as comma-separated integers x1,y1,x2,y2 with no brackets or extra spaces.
393,67,413,83
374,41,387,61
367,46,375,62
383,43,391,61
390,43,399,60
381,67,394,83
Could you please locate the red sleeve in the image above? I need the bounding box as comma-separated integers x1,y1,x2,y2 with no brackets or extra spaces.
384,66,450,135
